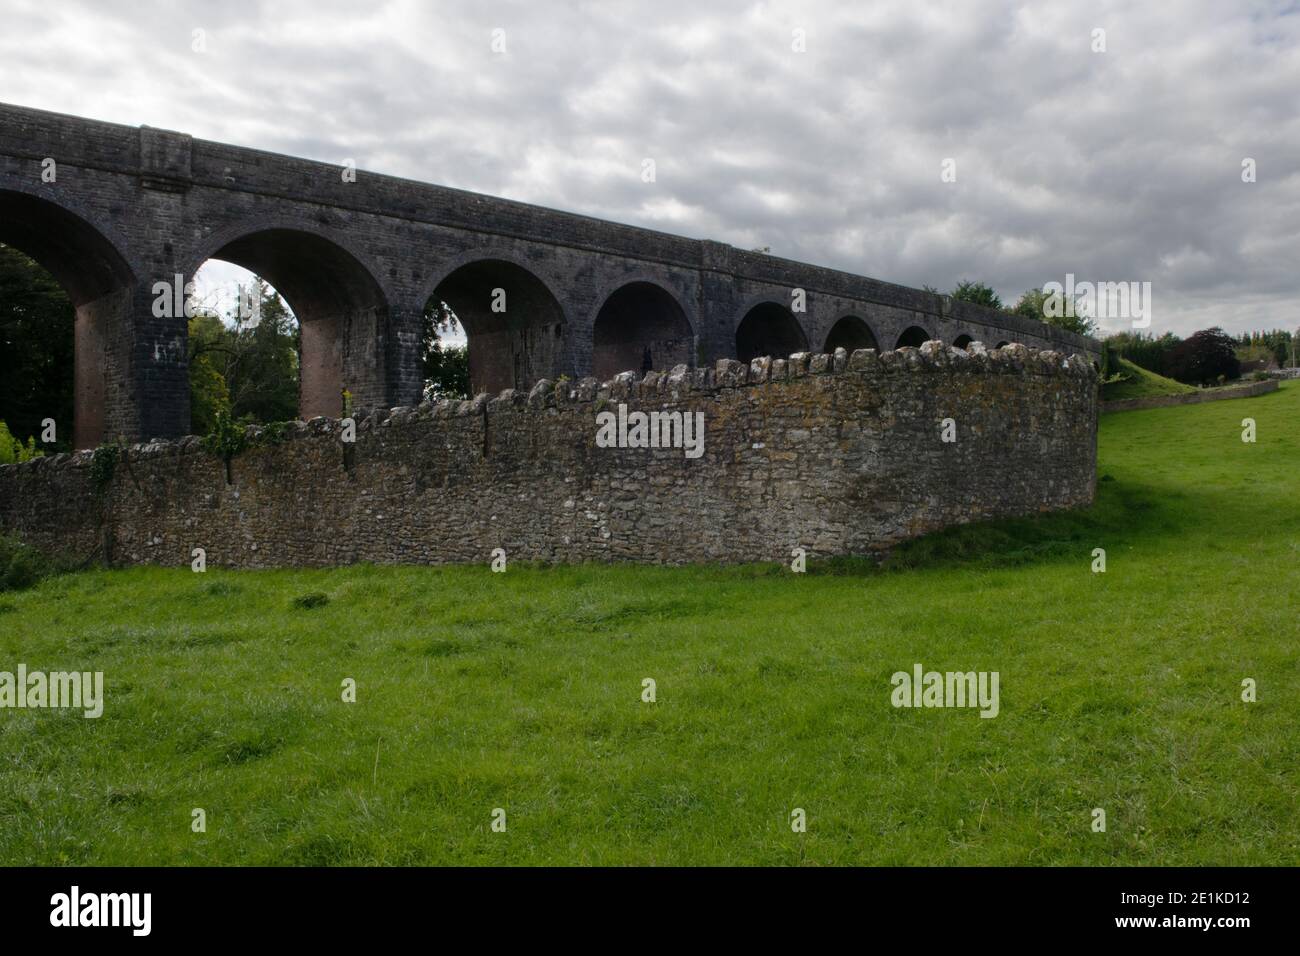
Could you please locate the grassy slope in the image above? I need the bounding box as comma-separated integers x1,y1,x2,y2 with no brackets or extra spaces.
1102,356,1196,402
0,385,1296,866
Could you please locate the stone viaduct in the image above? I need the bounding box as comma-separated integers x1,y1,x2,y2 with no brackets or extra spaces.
0,102,1102,449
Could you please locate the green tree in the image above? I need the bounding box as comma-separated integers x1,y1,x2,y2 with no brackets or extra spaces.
950,280,1003,311
1235,329,1297,369
1014,287,1097,336
187,312,232,435
225,282,299,423
0,244,74,449
1106,330,1182,377
421,300,470,400
185,280,300,434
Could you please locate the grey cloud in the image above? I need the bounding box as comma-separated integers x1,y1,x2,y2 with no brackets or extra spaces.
1,0,1297,335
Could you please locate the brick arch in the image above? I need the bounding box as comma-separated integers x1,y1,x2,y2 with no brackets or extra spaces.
417,246,571,320
824,314,880,354
181,220,394,419
0,184,144,448
895,325,932,349
180,217,394,306
735,297,809,363
0,181,143,291
585,270,697,335
590,277,696,380
421,250,573,395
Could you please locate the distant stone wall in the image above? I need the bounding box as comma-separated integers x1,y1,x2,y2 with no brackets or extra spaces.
1101,378,1278,414
0,342,1098,568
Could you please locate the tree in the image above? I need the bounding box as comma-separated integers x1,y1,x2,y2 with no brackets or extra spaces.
0,244,74,449
188,312,232,435
1014,287,1097,336
1165,327,1241,386
1106,330,1182,377
186,280,299,432
421,300,470,400
1235,329,1297,369
950,280,1003,311
225,284,299,423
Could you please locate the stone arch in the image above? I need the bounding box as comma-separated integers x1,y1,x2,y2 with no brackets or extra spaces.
0,180,144,282
592,280,694,380
736,300,809,364
419,246,571,309
895,325,931,349
953,334,973,349
995,341,1010,349
0,186,140,448
824,315,879,354
425,256,569,395
181,217,394,300
185,224,392,420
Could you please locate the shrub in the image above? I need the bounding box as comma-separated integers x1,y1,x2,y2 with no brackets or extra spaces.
0,420,43,465
90,442,119,489
0,533,59,592
203,412,293,463
257,420,291,445
202,410,249,462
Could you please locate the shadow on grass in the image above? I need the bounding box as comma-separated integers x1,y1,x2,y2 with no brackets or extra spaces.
810,472,1258,578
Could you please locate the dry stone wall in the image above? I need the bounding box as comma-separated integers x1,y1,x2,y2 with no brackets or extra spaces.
0,342,1098,568
1100,378,1278,413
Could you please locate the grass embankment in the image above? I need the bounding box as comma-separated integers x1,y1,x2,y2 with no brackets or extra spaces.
1101,356,1196,402
0,384,1295,865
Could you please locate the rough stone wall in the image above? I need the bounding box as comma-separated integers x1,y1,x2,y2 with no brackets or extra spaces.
0,342,1098,568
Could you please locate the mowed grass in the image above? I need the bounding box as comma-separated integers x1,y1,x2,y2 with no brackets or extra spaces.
0,385,1296,866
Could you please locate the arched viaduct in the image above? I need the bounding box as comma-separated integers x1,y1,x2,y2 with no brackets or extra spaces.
0,102,1102,448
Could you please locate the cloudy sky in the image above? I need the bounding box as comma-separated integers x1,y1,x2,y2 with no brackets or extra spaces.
2,0,1298,337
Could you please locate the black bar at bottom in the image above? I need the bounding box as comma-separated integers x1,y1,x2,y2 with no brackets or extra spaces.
0,866,1281,941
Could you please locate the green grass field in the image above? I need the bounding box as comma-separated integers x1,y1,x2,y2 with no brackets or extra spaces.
1101,357,1196,402
1,384,1296,866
